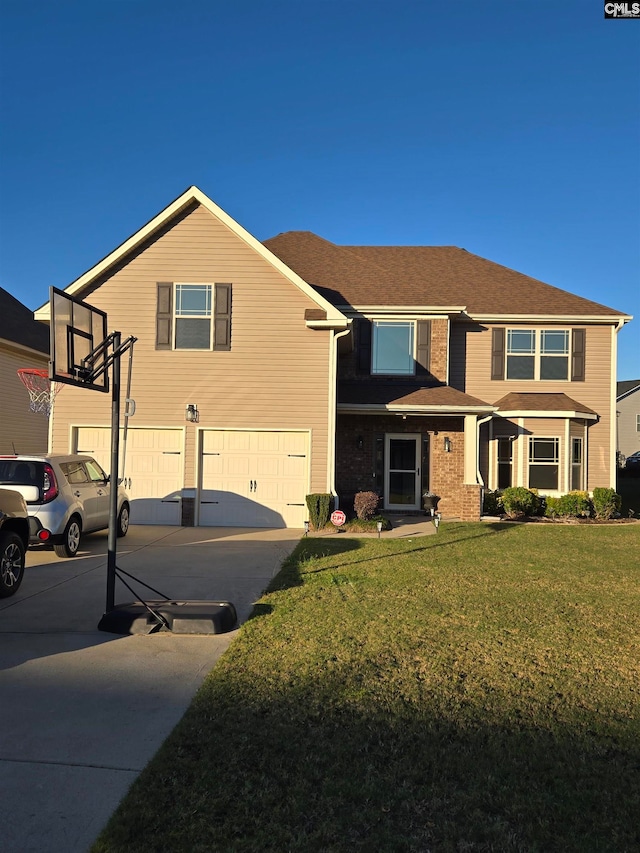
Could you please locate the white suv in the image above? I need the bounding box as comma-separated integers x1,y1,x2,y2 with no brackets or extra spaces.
0,454,130,558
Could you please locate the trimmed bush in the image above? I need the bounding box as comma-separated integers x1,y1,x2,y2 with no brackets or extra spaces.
482,489,502,516
305,493,333,530
354,491,379,520
501,487,540,518
545,491,592,518
592,487,621,520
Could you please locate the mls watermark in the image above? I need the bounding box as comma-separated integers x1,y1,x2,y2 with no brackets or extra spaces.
604,2,640,17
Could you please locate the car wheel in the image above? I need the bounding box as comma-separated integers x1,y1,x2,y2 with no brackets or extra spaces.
0,531,26,597
117,503,130,538
54,516,82,558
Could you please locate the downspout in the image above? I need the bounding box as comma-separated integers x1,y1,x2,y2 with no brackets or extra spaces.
610,319,625,488
328,326,352,508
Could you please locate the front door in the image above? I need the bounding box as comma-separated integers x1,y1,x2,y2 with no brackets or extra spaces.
385,434,421,510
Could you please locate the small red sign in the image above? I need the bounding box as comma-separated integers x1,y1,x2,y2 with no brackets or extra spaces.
331,509,346,527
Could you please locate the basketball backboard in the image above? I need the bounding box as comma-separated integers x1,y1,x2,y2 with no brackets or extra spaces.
50,287,109,392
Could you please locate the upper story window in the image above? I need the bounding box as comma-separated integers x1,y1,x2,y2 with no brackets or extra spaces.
372,321,415,375
493,327,584,382
156,282,232,351
175,284,212,349
506,329,569,380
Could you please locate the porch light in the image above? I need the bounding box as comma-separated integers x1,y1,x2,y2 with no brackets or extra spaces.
356,435,364,450
444,437,452,453
185,404,199,423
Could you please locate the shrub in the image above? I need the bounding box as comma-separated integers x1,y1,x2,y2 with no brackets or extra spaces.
353,491,379,520
501,487,540,518
305,493,333,530
482,489,502,515
592,487,621,520
545,491,592,518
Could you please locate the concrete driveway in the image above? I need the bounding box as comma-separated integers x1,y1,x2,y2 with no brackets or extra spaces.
0,524,301,853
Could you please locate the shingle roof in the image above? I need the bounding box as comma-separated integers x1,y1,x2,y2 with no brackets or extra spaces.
0,288,49,354
338,381,492,411
617,380,640,400
493,392,597,415
263,231,625,317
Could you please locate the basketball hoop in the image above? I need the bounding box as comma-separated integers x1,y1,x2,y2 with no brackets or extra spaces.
17,369,63,417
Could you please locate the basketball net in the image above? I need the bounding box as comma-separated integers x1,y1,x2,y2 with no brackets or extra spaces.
17,369,63,417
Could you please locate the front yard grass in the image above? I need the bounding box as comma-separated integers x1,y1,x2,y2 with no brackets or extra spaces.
94,523,640,852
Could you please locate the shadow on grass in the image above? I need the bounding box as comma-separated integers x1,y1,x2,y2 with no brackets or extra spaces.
95,667,640,852
264,524,524,593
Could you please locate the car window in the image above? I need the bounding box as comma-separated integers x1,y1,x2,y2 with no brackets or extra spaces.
60,461,89,485
85,459,108,483
0,460,42,486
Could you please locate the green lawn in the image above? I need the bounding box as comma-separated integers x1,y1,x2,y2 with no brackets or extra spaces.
93,523,640,852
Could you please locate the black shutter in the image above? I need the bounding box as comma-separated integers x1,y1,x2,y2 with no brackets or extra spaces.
491,328,505,380
156,283,173,349
416,320,431,374
357,318,372,374
214,283,232,351
571,328,586,381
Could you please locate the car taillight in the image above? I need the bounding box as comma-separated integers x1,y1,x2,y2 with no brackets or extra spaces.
42,463,58,503
38,529,51,541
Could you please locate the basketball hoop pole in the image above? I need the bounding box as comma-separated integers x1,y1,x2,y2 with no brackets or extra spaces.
106,332,121,613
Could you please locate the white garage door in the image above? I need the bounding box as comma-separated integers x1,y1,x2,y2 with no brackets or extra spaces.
199,430,308,528
74,427,183,525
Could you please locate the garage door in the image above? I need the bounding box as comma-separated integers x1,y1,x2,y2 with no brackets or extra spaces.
199,430,308,528
74,427,183,525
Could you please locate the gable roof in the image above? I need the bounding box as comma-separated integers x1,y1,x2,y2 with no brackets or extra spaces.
34,188,347,327
617,379,640,401
263,231,630,320
338,381,493,413
0,288,49,354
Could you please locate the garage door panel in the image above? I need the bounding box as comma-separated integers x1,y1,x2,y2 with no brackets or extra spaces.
75,427,183,525
199,430,308,528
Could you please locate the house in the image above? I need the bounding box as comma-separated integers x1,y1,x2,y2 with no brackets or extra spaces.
616,380,640,462
0,287,50,454
34,187,632,525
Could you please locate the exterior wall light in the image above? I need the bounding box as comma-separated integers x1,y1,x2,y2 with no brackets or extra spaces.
356,435,364,450
186,404,199,423
444,437,452,452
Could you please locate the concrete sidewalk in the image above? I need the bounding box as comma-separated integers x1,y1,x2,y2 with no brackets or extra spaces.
0,525,301,853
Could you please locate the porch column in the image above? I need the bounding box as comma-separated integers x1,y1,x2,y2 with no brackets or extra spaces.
464,414,478,484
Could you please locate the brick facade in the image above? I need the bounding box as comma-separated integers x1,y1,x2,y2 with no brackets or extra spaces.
335,413,482,522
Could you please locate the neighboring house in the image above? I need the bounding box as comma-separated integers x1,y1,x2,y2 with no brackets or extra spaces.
34,187,632,525
616,380,640,461
0,287,50,454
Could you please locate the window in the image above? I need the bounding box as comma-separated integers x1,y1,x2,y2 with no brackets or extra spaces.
372,321,415,375
571,437,583,491
505,329,570,380
156,282,232,351
175,284,212,349
86,459,108,483
528,437,559,490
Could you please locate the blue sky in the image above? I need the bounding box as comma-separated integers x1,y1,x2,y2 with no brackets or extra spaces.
1,0,638,378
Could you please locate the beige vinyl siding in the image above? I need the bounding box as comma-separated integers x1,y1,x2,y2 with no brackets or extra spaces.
460,323,614,489
50,203,332,498
617,390,640,459
0,344,49,454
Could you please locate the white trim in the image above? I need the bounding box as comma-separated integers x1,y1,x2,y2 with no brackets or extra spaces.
496,409,598,421
346,306,466,316
35,186,347,325
472,313,632,324
610,324,618,487
338,404,495,415
329,328,351,502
